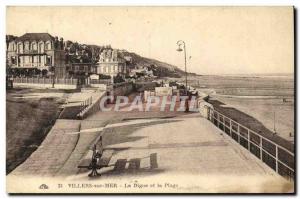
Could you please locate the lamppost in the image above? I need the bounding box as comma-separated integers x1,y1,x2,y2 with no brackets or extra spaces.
176,40,188,94
176,40,189,112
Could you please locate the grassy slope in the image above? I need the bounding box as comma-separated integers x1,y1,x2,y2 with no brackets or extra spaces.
6,90,62,174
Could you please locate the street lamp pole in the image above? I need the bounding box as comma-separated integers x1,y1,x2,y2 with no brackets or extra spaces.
176,40,188,94
176,40,189,112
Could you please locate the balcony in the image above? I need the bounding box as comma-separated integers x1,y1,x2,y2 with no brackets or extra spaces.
18,62,48,68
18,49,44,55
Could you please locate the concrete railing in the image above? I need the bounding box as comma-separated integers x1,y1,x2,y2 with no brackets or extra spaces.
12,77,78,89
77,92,107,119
13,77,78,85
90,79,111,85
80,96,93,108
209,109,294,181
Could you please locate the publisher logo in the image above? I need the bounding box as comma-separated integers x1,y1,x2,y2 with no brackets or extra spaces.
39,184,49,189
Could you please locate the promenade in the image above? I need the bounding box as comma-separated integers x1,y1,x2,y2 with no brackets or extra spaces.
7,92,293,193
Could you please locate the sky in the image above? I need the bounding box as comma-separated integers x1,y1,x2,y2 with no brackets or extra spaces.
6,6,294,75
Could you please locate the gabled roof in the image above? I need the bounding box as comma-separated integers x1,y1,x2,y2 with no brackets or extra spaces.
16,33,55,42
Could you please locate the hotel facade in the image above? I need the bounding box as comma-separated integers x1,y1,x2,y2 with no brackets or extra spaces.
6,33,66,78
6,33,131,79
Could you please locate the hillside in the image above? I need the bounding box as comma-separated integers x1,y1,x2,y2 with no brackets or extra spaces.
121,50,186,78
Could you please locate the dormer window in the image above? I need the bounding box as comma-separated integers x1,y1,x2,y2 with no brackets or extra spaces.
17,43,22,53
38,43,44,53
24,42,30,51
10,43,16,51
45,41,51,50
31,43,37,51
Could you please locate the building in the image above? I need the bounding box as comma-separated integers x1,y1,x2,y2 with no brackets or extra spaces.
66,63,93,77
130,66,154,78
96,49,128,78
6,33,66,78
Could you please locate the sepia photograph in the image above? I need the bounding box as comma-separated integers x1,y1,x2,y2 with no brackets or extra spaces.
5,6,295,194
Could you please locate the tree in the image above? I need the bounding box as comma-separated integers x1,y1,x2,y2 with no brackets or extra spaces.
42,69,48,77
99,74,111,79
114,73,125,83
35,69,41,76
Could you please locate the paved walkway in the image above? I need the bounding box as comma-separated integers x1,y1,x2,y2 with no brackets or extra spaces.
11,119,81,176
56,117,110,176
70,114,293,193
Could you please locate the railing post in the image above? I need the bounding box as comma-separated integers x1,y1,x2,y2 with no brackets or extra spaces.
275,145,278,173
229,119,232,137
247,129,250,151
260,137,263,160
217,112,220,128
237,124,240,143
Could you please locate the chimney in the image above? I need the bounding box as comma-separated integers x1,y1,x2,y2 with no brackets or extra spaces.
60,37,64,50
54,36,59,49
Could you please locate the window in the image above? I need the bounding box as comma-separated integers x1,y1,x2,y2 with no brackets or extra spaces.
39,43,44,53
45,42,51,50
11,56,16,64
10,43,15,51
32,43,37,51
24,56,29,64
24,42,30,51
18,44,22,53
46,56,52,65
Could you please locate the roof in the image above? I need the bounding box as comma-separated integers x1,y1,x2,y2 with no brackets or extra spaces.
16,33,55,42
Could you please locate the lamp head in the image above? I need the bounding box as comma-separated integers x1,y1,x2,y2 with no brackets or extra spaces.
176,47,183,52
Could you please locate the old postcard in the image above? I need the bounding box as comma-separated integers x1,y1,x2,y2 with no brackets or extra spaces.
6,6,295,194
